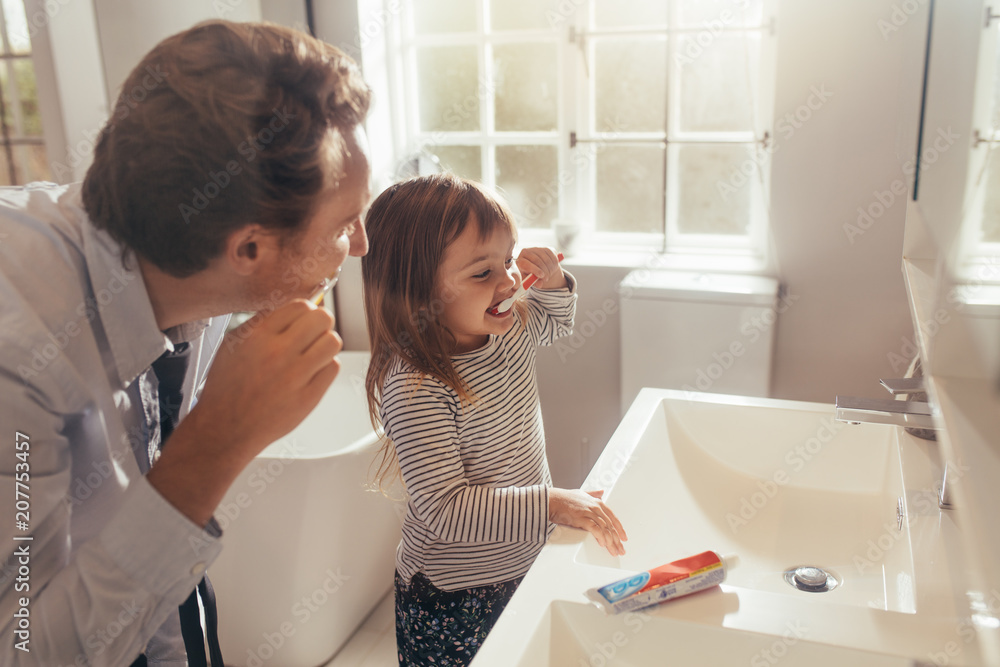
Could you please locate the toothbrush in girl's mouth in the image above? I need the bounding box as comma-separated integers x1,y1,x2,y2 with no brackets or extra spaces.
489,253,564,315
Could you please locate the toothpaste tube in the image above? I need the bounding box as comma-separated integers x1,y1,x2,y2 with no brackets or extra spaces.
586,551,739,614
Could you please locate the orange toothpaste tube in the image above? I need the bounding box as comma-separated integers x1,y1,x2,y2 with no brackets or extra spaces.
586,550,739,615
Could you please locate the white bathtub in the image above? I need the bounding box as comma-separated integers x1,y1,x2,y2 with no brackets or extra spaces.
211,351,402,667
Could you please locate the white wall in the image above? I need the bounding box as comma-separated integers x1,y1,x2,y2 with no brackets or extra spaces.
92,0,262,103
767,0,925,403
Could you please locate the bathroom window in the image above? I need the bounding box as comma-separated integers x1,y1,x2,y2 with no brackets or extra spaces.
0,0,49,185
389,0,776,260
960,8,1000,282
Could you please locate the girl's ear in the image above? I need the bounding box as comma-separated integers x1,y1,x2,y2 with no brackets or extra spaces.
225,224,280,276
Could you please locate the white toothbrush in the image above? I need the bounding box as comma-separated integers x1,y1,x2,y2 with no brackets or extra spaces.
489,253,564,315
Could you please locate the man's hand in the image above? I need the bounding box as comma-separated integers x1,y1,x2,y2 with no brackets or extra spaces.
147,299,341,526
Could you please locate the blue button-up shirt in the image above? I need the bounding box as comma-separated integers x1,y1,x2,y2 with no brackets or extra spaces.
0,182,227,665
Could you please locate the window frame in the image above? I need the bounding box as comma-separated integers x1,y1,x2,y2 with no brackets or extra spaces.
387,0,777,267
956,7,1000,284
0,0,47,185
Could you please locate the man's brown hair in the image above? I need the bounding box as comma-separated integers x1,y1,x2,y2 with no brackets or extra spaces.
82,20,371,277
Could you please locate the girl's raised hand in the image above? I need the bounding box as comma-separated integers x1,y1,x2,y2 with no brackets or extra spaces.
549,488,628,557
516,247,567,290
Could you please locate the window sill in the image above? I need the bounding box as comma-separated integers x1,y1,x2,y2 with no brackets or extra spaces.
518,228,769,275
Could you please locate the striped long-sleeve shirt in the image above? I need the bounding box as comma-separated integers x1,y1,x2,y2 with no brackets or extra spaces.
381,274,577,591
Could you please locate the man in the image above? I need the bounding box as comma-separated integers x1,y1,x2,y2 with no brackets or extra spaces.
0,20,371,666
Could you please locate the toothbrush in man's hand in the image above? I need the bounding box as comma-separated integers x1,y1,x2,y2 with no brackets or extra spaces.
309,267,342,306
489,253,564,315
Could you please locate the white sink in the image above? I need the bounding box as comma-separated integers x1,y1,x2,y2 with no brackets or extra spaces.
516,600,913,667
576,392,917,613
473,389,979,666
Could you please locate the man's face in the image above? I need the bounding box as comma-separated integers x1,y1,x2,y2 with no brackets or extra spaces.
257,126,372,304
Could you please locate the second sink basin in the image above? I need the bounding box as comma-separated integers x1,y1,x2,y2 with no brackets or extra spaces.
516,600,914,667
577,391,917,613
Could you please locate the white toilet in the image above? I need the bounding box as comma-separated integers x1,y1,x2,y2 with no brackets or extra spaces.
619,270,780,414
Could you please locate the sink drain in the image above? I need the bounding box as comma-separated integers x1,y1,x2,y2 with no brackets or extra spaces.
783,566,840,593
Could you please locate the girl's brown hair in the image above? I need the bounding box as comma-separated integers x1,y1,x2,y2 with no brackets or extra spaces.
361,173,523,490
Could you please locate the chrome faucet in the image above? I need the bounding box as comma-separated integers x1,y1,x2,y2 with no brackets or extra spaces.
835,378,953,509
833,395,935,430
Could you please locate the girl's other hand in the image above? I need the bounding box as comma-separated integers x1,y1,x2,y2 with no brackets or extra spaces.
549,488,628,557
516,247,567,290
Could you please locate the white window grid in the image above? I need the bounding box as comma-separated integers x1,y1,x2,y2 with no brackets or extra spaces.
0,0,44,186
393,0,775,260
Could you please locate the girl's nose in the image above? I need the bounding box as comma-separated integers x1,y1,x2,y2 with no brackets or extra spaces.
502,265,518,290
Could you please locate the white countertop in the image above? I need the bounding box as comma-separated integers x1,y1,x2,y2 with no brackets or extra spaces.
473,389,986,666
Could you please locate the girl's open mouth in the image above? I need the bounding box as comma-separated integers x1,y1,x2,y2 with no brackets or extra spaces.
486,302,512,318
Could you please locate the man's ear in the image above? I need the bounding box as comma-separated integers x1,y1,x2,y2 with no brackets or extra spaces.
225,224,277,276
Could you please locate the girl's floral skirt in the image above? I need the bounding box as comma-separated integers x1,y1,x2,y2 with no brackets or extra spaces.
394,570,522,666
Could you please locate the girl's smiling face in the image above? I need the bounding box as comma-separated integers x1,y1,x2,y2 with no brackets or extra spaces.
434,217,519,354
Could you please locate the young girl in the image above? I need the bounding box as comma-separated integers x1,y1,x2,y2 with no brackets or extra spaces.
361,173,627,667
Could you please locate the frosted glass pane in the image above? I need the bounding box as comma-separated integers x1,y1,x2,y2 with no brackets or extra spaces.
594,1,667,28
981,150,1000,243
595,39,667,133
496,145,558,228
413,0,476,34
432,145,482,182
494,43,557,132
13,59,42,136
417,46,479,132
678,0,763,27
492,0,564,30
596,146,664,233
992,37,1000,129
676,144,752,235
677,33,756,133
2,0,30,54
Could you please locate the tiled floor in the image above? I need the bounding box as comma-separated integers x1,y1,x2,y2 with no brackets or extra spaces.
323,591,397,667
